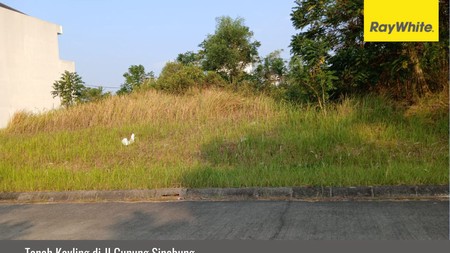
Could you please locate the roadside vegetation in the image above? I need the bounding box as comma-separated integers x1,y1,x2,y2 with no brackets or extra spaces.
0,0,448,192
0,89,448,191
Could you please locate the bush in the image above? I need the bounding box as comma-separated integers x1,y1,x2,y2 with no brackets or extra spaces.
157,62,227,94
204,71,228,88
156,62,205,94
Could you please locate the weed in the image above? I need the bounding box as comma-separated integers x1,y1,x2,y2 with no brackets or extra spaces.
0,90,447,192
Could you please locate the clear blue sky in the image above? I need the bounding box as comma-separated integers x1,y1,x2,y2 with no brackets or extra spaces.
2,0,297,92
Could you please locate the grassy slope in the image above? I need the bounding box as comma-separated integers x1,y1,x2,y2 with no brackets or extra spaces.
0,89,448,192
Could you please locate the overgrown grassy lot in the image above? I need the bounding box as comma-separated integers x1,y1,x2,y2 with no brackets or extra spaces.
0,89,448,192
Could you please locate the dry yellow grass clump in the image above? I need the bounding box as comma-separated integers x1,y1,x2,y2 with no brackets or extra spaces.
404,87,449,121
6,89,277,134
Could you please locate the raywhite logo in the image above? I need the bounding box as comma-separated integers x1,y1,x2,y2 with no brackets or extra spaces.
370,22,434,34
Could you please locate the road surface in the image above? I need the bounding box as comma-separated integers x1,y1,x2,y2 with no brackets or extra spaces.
0,200,448,240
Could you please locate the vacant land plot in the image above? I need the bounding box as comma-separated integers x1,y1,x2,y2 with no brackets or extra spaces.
0,90,448,192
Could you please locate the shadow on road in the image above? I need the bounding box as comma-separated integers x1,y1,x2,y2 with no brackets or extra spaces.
0,204,33,239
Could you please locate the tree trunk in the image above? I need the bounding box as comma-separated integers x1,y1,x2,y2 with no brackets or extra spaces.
407,44,430,99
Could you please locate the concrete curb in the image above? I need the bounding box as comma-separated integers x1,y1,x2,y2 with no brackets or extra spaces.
0,189,184,202
185,186,449,200
0,186,448,203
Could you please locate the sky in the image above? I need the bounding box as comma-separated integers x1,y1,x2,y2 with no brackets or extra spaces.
2,0,297,92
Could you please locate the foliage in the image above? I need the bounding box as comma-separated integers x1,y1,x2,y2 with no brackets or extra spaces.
200,16,261,85
421,0,449,93
290,0,449,102
252,50,288,91
117,65,155,95
156,62,226,94
51,71,86,108
80,87,111,103
203,71,228,88
157,62,205,94
177,51,202,66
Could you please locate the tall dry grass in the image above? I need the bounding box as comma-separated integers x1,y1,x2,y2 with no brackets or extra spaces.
6,89,277,134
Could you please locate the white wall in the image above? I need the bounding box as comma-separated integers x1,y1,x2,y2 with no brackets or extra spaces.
0,7,75,128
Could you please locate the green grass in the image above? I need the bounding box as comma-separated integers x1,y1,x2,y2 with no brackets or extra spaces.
0,89,448,192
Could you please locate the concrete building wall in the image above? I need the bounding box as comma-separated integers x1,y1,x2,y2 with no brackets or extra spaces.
0,6,75,128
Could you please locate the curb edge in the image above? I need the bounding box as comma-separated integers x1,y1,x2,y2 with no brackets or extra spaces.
0,186,448,203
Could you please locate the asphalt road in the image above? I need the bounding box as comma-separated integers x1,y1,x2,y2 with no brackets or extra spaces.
0,200,448,240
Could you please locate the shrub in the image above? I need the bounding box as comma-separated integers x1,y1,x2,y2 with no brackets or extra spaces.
157,62,227,94
157,62,205,94
204,71,228,88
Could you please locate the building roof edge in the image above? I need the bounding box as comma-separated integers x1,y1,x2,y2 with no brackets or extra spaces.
0,2,26,15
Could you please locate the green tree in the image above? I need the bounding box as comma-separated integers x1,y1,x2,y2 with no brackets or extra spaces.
177,51,202,66
253,50,287,90
51,71,86,108
80,86,111,103
290,0,338,109
200,16,261,86
289,52,336,111
117,65,154,95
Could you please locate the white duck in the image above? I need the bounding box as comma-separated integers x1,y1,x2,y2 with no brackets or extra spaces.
122,133,135,146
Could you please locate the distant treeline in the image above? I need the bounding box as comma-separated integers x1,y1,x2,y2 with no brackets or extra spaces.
53,0,449,109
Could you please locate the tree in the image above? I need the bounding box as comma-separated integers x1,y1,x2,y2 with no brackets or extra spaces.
253,50,287,90
288,51,336,111
177,51,202,66
200,16,261,86
117,65,154,95
51,71,86,108
80,86,111,103
290,0,338,109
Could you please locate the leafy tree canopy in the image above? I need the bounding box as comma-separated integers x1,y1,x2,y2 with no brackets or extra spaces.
252,50,288,91
117,65,155,95
177,51,202,66
81,87,111,103
51,71,86,108
200,16,261,85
